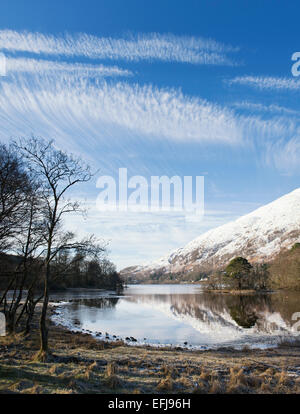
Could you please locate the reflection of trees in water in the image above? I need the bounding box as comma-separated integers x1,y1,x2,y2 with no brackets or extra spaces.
167,294,269,330
68,297,119,326
225,292,300,331
227,296,259,329
127,293,245,329
126,290,299,331
66,297,120,327
267,292,300,322
64,290,300,334
70,297,119,310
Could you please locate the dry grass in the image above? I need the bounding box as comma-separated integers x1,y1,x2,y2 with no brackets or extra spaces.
106,362,117,377
104,362,122,390
210,379,224,394
156,375,174,392
199,368,210,381
0,307,300,394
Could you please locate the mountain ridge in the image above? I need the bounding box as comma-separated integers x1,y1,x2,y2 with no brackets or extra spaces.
121,188,300,280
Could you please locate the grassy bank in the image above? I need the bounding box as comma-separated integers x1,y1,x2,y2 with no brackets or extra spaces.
0,306,300,394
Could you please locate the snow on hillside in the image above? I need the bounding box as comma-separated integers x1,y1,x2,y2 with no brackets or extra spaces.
123,188,300,276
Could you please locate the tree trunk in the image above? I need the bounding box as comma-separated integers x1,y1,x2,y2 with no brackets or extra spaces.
5,311,15,335
25,306,34,335
36,265,50,361
39,283,48,352
39,304,48,352
24,296,39,335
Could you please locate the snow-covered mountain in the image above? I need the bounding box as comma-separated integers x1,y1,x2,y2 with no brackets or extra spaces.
121,188,300,279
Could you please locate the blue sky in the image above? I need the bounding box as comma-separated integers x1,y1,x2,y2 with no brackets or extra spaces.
0,0,299,268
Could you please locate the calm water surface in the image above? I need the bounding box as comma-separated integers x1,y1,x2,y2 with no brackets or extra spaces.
50,284,300,349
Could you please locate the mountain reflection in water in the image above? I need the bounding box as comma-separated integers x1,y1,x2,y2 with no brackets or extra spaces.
51,285,300,349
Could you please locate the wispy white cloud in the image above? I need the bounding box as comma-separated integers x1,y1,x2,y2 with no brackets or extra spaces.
5,57,132,78
0,30,239,66
228,75,300,90
230,101,300,172
1,72,300,172
264,136,300,174
232,101,300,117
0,71,299,175
0,74,244,146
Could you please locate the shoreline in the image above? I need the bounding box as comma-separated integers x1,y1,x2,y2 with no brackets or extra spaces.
49,302,291,352
203,289,274,295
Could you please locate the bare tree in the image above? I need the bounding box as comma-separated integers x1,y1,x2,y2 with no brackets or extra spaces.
1,191,45,334
15,137,93,360
0,143,31,251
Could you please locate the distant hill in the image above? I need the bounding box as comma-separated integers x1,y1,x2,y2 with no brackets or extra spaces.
121,188,300,282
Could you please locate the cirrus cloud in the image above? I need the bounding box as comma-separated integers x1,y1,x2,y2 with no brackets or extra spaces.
0,30,239,66
228,75,300,91
4,57,132,78
0,74,244,146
